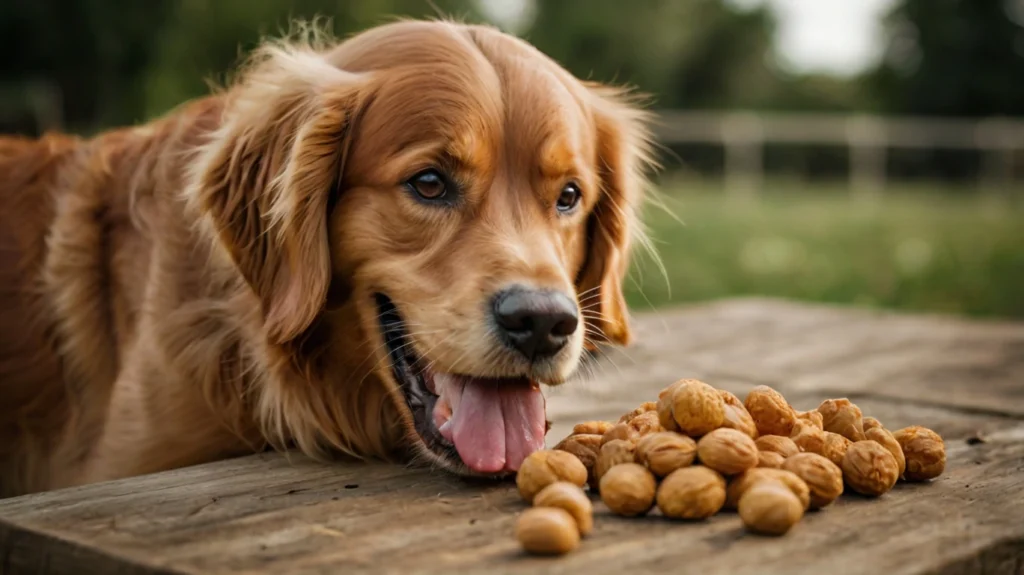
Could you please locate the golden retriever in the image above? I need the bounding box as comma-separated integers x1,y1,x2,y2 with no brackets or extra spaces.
0,19,654,497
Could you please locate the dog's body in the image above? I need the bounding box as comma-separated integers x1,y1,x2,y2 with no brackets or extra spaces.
0,20,652,498
0,100,259,496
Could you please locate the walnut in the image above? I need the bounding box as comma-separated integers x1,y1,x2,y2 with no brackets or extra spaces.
745,386,796,437
754,435,799,458
599,463,657,517
553,433,603,473
719,389,758,438
696,428,759,475
671,379,725,437
656,382,681,432
667,376,724,433
820,432,853,467
516,450,588,502
818,399,866,442
515,507,579,555
790,419,825,455
618,402,657,424
862,416,883,432
572,421,614,436
656,465,727,520
757,450,786,469
601,422,639,446
636,431,697,477
892,426,946,481
532,481,594,536
781,452,844,509
738,482,805,536
796,410,824,430
598,421,634,444
593,439,637,484
629,411,664,437
726,468,810,511
865,427,906,478
553,435,602,492
841,440,899,496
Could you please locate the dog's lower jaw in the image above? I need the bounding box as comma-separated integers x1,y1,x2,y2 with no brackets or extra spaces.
375,293,557,476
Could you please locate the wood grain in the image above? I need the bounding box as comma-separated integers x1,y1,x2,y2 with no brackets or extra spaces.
2,298,1022,575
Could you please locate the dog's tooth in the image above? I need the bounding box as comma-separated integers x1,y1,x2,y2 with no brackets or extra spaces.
431,372,465,416
436,395,452,418
432,397,450,430
438,420,453,441
433,372,457,398
433,372,453,389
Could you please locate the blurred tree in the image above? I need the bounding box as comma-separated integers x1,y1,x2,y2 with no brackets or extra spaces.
868,0,1024,116
0,0,853,136
141,0,479,120
0,0,173,134
863,0,1024,182
0,0,478,135
524,0,780,109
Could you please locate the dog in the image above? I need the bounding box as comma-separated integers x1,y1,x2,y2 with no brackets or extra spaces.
0,19,654,497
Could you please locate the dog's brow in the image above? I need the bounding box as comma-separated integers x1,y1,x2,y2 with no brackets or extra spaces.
538,138,578,179
390,141,448,173
445,130,491,173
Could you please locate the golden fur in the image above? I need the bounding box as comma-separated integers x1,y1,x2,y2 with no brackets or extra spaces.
0,20,654,497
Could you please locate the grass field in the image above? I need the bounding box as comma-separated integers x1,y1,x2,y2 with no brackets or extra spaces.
622,179,1024,319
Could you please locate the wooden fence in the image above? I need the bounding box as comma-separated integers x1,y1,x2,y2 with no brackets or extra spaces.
4,84,1023,199
651,111,1024,199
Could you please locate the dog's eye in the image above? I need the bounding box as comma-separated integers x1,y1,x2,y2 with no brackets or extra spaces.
406,169,448,201
556,182,582,213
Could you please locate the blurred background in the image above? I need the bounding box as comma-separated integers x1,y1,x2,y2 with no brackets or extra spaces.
2,0,1022,318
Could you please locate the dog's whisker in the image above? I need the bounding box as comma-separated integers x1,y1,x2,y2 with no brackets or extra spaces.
581,320,612,338
442,345,477,379
345,324,454,388
414,331,462,374
580,311,615,323
583,339,628,376
578,298,607,312
585,330,637,367
571,354,600,385
575,285,602,301
349,326,460,403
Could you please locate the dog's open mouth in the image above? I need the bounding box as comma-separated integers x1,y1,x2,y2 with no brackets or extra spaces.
375,293,548,474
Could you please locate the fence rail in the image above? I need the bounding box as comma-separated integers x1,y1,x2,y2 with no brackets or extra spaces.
651,111,1024,198
3,87,1022,198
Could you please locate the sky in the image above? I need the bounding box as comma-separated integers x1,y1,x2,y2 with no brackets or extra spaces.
728,0,898,76
478,0,899,77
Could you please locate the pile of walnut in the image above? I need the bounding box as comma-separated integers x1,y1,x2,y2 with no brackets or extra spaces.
514,379,946,556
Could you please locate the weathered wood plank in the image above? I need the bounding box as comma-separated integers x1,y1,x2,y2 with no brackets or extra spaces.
2,422,1021,574
553,298,1024,417
1,298,1022,575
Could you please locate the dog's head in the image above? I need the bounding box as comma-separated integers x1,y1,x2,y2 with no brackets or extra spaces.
188,20,654,475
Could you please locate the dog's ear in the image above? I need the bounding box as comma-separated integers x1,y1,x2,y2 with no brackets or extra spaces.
576,84,655,350
190,44,368,344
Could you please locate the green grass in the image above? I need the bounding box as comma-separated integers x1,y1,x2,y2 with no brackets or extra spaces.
623,179,1024,319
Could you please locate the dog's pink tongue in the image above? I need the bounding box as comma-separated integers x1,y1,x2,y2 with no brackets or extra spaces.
449,379,546,473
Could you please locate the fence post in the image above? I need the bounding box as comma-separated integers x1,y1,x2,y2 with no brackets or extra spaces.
975,118,1015,203
847,115,886,201
721,112,763,200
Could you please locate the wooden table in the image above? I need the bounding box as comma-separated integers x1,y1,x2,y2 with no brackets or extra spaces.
2,298,1022,575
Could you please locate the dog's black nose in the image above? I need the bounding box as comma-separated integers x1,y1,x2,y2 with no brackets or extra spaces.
493,287,579,361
